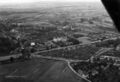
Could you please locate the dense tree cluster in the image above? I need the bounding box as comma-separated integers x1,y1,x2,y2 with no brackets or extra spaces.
72,56,120,82
0,19,25,56
95,38,120,48
0,37,20,55
101,49,120,58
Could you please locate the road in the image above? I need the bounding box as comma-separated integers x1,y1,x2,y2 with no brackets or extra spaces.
0,37,118,82
0,57,90,82
94,48,113,57
0,37,118,61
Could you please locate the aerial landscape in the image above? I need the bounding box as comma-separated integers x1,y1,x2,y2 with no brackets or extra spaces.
0,0,120,82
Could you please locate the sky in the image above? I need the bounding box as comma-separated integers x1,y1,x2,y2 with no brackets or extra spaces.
0,0,100,4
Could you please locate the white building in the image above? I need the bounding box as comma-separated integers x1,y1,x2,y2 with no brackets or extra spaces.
53,37,67,42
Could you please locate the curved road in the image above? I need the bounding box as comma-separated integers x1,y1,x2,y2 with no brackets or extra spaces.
0,37,118,82
0,57,89,82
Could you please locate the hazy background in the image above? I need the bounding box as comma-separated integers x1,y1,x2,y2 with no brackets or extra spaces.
1,0,118,56
0,0,100,4
0,0,102,9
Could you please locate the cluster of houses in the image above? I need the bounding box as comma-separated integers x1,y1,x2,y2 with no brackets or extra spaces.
90,55,120,67
31,36,74,51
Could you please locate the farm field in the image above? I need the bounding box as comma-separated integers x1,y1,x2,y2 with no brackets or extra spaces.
0,1,120,82
0,58,87,82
